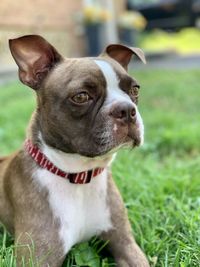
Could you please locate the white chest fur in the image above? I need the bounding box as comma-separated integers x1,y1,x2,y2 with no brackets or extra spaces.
34,168,113,253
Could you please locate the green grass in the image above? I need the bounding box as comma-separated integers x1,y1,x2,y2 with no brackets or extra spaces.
0,68,200,266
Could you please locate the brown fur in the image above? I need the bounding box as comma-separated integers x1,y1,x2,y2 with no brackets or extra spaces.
0,151,65,266
0,35,150,267
0,157,8,163
102,172,149,266
0,152,149,267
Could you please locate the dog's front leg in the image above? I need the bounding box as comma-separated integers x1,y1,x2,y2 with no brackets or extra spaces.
101,174,149,267
14,222,66,267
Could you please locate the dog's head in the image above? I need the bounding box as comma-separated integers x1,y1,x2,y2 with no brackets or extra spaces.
9,35,146,157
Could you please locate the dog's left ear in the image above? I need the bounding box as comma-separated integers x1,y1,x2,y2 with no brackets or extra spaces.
9,35,62,90
103,44,146,70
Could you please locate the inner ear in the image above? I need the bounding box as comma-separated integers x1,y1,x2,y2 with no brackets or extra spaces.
103,44,146,70
9,35,62,90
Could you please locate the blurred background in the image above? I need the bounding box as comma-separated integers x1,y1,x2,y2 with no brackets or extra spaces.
0,0,200,76
0,1,200,266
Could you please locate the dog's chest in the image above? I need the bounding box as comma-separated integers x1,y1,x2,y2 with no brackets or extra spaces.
34,168,112,252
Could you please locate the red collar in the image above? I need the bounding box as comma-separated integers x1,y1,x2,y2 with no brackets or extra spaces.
24,140,104,184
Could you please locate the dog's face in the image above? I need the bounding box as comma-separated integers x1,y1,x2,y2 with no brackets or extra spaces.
9,35,146,157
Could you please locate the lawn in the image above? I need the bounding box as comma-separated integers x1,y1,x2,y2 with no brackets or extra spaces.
0,68,200,267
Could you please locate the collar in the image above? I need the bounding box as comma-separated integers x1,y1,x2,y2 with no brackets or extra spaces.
24,139,104,184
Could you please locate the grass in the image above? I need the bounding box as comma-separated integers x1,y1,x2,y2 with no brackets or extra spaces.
0,68,200,266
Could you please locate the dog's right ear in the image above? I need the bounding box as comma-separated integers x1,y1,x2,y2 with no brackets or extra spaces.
9,35,62,90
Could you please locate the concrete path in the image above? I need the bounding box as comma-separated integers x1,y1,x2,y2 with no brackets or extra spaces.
0,65,17,85
133,53,200,70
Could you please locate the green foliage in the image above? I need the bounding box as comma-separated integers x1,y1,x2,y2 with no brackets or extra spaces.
140,28,200,54
0,82,35,154
0,68,199,266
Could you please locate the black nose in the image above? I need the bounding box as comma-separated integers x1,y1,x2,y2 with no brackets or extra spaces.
109,102,136,123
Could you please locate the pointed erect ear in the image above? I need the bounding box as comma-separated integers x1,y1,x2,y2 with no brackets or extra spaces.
103,44,146,70
9,35,62,90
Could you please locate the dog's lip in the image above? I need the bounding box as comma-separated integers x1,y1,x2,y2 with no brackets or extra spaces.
94,127,141,146
132,137,141,146
128,126,142,147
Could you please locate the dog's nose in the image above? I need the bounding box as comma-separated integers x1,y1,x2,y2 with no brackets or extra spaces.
110,102,136,123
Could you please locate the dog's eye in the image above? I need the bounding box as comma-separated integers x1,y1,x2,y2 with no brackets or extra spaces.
129,86,139,97
71,92,91,104
129,86,140,104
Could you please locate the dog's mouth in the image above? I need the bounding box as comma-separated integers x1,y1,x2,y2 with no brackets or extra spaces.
62,115,144,158
128,123,143,146
88,123,143,157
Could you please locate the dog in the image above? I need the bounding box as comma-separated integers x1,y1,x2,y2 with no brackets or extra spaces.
0,35,149,267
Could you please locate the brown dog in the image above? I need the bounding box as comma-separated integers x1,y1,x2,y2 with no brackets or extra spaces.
0,35,149,267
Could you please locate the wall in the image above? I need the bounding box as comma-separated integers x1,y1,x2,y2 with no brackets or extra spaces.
0,0,83,66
